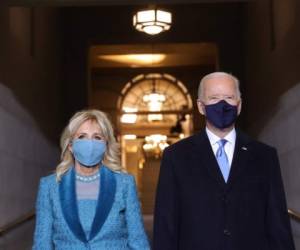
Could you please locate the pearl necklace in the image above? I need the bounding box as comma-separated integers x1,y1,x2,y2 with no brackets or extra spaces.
76,171,100,183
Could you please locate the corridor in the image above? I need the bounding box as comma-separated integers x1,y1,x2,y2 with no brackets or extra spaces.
1,0,300,249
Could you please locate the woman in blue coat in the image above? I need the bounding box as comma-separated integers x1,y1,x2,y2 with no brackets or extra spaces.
32,109,150,250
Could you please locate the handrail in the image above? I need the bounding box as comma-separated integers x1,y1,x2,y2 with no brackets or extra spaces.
288,209,300,222
0,208,298,236
0,210,35,236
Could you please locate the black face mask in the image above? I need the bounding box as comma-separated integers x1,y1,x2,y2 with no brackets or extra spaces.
204,100,238,129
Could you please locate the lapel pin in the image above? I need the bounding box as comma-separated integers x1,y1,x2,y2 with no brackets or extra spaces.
241,146,248,151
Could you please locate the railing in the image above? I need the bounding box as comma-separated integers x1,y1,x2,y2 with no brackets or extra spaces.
288,209,300,222
0,210,35,236
0,208,299,237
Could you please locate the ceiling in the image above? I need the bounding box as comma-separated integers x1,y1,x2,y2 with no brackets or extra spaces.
90,43,218,68
6,0,250,6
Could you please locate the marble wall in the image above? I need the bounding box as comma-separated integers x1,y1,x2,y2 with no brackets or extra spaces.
256,83,300,248
0,83,59,227
243,1,300,247
0,83,59,250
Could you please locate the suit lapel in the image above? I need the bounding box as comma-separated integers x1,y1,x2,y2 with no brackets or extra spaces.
192,131,226,187
59,167,87,243
89,166,116,240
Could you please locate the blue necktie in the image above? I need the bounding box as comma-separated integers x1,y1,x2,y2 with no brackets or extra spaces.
216,139,230,182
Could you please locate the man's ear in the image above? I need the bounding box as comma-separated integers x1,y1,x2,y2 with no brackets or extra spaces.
197,100,206,116
237,99,242,115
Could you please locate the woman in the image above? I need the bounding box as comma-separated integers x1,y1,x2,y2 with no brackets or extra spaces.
32,109,150,250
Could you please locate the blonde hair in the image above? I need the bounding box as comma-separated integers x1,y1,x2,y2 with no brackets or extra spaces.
55,109,124,181
198,72,241,100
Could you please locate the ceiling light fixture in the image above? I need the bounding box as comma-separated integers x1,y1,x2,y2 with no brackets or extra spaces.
133,8,172,35
143,134,169,158
143,78,166,121
98,54,166,67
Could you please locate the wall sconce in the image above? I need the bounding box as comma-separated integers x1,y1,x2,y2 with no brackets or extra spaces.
133,8,172,35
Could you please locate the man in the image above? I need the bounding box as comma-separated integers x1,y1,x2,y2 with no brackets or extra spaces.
153,72,295,250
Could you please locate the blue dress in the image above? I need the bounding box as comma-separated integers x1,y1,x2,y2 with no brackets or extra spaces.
78,200,97,240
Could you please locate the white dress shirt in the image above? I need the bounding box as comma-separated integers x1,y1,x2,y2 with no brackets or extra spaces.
206,127,236,167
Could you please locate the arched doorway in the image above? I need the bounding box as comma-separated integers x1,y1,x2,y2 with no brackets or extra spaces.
117,73,193,214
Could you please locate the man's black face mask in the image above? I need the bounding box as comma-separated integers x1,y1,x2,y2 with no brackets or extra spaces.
204,100,238,129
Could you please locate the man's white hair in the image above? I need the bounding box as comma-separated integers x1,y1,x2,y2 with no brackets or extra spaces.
198,72,241,100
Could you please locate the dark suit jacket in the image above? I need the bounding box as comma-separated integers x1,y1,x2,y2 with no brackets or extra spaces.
153,130,295,250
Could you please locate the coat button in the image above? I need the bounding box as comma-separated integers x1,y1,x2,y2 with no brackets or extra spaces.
221,196,228,203
223,229,231,236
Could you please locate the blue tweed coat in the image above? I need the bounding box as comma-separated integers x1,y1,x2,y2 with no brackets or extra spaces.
32,166,150,250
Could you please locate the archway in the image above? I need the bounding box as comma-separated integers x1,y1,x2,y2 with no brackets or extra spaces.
118,73,193,214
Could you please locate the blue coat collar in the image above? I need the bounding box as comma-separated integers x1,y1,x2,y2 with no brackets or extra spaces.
59,166,116,242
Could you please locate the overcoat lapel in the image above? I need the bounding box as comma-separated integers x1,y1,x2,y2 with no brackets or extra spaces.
192,130,253,187
59,168,87,243
89,166,116,240
227,131,252,185
192,131,226,187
